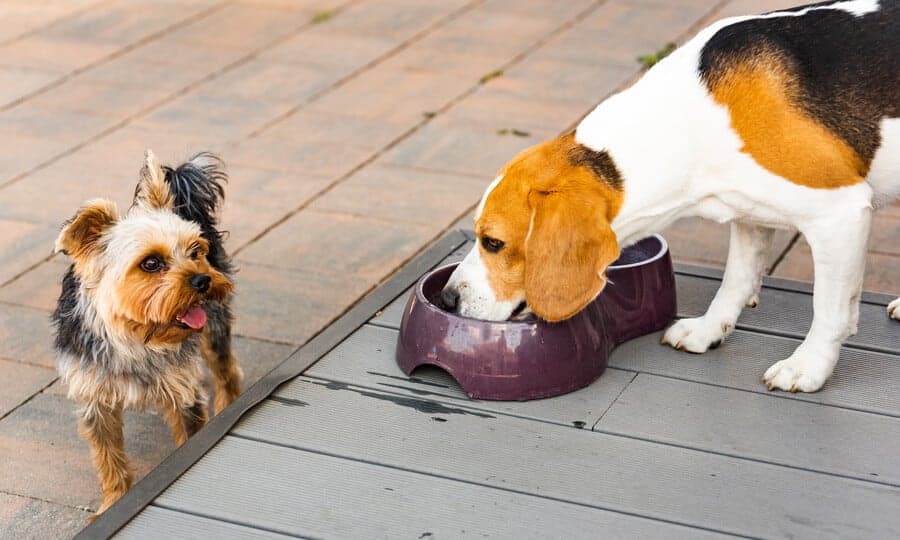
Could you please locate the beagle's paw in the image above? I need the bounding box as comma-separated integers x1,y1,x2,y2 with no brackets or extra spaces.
661,317,733,353
889,298,900,321
763,351,835,393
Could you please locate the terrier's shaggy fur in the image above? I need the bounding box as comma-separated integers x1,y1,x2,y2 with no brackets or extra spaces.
52,150,242,519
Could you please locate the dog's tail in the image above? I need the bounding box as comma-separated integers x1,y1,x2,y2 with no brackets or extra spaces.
164,152,232,271
163,152,226,228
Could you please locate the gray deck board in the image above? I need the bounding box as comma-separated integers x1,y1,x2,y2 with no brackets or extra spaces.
611,331,900,417
117,505,297,539
232,380,900,539
154,436,725,540
303,323,636,427
596,374,900,485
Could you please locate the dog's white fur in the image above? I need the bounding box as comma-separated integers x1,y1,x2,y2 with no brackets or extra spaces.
450,2,899,392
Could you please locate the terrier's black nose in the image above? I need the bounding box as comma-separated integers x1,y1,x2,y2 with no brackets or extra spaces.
189,273,211,293
441,287,460,312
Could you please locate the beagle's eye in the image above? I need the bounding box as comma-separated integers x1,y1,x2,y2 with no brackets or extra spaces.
481,236,505,254
139,255,164,273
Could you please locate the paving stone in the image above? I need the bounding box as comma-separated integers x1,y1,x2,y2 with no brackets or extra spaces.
164,2,311,52
237,209,437,282
0,358,56,418
37,0,214,47
228,135,374,178
0,393,173,509
0,35,116,74
0,301,55,368
257,108,411,153
23,79,169,120
310,164,485,227
871,211,900,257
260,31,397,73
715,0,806,18
231,261,373,344
0,105,116,150
135,90,294,144
308,66,474,126
661,217,796,272
221,165,334,251
0,492,89,540
0,219,57,288
0,65,57,108
78,55,204,93
322,0,470,40
0,153,139,226
193,59,335,106
380,118,554,179
0,258,69,312
445,86,588,134
531,0,714,68
493,58,637,108
0,134,67,186
772,238,899,294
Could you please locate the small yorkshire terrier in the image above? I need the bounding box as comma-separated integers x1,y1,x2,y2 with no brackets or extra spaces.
52,150,242,519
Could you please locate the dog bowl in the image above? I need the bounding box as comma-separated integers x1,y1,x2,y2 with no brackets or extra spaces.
395,235,677,400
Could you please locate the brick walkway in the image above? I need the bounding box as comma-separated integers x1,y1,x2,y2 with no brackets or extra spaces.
0,0,896,536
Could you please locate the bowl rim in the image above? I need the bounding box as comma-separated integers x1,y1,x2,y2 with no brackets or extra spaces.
413,233,669,328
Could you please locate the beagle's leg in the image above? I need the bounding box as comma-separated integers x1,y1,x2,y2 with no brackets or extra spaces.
662,222,774,353
888,298,900,321
78,402,131,520
764,206,872,392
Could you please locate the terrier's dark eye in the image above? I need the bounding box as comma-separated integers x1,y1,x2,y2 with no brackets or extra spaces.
139,255,164,273
481,236,505,253
190,249,200,261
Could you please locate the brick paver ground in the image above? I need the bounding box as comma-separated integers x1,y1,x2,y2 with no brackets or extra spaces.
0,0,896,536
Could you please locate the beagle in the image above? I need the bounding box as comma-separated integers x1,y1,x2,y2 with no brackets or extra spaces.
442,0,899,393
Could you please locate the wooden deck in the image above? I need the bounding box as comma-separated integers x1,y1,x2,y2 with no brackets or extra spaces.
91,232,899,539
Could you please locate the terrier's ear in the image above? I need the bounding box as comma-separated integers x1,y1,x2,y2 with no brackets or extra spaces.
133,149,172,210
55,199,119,263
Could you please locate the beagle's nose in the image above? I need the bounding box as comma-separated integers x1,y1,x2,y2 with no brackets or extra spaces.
441,287,460,312
189,273,211,293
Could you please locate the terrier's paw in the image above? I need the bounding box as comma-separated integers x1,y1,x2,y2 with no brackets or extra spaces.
763,351,833,393
889,298,900,321
661,317,733,353
746,294,759,308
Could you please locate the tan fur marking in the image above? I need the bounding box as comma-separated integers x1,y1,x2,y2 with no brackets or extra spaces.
200,333,243,415
709,55,867,188
78,404,131,519
134,150,173,210
476,133,623,319
55,200,118,272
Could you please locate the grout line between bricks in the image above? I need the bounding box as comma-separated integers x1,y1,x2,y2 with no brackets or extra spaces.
0,1,231,115
0,373,59,424
0,489,93,514
0,0,112,48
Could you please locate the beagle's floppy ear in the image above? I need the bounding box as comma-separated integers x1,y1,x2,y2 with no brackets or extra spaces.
132,149,172,210
524,188,619,322
55,199,118,265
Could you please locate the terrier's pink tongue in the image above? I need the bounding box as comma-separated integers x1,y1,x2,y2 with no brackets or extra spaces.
179,306,207,329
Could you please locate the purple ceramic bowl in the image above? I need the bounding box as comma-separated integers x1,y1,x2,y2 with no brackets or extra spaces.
396,234,677,401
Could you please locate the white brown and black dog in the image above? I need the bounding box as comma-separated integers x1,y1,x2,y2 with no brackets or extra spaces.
443,0,899,393
52,151,242,519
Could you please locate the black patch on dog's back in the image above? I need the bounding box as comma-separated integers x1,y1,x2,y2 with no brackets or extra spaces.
699,1,899,164
569,145,624,190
